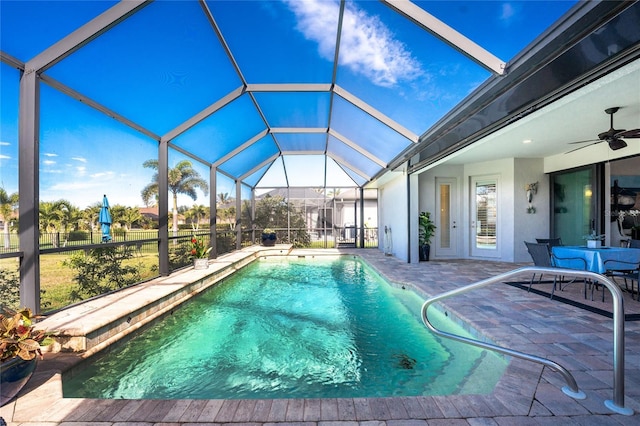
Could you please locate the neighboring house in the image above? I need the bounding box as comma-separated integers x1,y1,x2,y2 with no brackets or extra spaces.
256,188,378,234
138,207,159,222
138,207,185,225
257,188,328,231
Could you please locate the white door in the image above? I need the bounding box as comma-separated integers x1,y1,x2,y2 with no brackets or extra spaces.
471,175,500,258
435,177,457,257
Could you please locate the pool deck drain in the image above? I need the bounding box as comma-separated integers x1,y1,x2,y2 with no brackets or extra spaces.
1,246,639,424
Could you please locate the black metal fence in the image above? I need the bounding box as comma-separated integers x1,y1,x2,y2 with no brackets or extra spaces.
250,227,379,249
1,225,379,255
39,230,160,250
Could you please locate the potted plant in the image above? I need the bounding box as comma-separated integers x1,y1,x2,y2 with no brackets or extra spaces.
583,230,604,248
189,235,212,269
1,307,52,406
627,210,640,240
617,209,640,240
261,228,277,247
418,212,436,261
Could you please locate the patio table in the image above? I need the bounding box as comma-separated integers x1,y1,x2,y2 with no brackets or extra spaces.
552,246,640,274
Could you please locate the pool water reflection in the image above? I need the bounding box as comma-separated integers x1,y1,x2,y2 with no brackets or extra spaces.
63,256,506,399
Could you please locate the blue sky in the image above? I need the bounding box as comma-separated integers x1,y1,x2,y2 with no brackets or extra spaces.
0,0,576,209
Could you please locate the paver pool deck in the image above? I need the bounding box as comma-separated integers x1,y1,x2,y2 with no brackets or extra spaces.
1,246,639,425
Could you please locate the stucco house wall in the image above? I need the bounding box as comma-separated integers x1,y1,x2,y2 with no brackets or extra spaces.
378,172,409,261
513,158,550,262
413,157,551,263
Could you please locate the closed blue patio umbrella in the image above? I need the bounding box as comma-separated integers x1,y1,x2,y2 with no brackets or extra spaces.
99,194,112,243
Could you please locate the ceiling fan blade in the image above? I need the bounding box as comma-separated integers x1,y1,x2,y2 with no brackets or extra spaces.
568,138,599,145
616,128,640,138
564,141,601,154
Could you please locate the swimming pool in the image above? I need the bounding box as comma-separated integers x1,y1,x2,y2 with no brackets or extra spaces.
63,256,506,399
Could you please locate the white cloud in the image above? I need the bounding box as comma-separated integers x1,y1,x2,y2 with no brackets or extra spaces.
77,166,86,173
285,0,423,87
285,0,340,60
90,171,115,179
44,173,147,208
71,157,87,163
49,180,100,192
0,141,10,146
500,3,515,20
500,3,516,23
42,159,56,165
0,154,10,160
43,153,58,157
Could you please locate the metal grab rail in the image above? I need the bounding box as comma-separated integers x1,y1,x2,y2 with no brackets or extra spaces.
421,266,633,416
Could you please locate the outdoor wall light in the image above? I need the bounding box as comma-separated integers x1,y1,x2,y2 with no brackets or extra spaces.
525,182,538,213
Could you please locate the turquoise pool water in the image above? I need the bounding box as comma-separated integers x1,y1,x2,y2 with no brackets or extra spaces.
63,256,506,399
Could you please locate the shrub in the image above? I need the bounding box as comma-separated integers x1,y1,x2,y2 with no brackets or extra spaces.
113,228,126,236
63,246,142,301
168,240,193,271
67,230,88,242
0,268,20,310
0,267,50,311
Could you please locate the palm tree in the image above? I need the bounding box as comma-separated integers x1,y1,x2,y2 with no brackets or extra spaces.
186,204,207,231
214,204,236,230
326,188,342,199
217,192,232,206
0,188,18,249
141,159,209,236
60,204,84,246
120,206,143,231
110,204,127,231
59,202,81,233
83,203,102,232
39,201,63,233
39,200,70,248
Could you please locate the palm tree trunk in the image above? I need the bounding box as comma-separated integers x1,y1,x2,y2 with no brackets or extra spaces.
3,222,10,249
172,192,179,238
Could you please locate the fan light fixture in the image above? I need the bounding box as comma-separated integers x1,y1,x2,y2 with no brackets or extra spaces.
608,138,627,150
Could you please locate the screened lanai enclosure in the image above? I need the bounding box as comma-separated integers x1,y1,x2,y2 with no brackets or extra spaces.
4,0,637,313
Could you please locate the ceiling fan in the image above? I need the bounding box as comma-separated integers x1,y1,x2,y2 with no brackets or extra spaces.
566,107,640,154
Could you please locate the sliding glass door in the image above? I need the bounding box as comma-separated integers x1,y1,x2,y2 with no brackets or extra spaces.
552,166,598,246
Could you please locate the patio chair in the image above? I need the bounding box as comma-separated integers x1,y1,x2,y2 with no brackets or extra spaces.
605,259,640,301
524,241,558,296
525,241,590,300
549,251,592,300
536,238,563,252
613,215,631,247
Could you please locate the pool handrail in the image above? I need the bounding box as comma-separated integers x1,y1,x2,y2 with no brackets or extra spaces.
420,266,632,416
